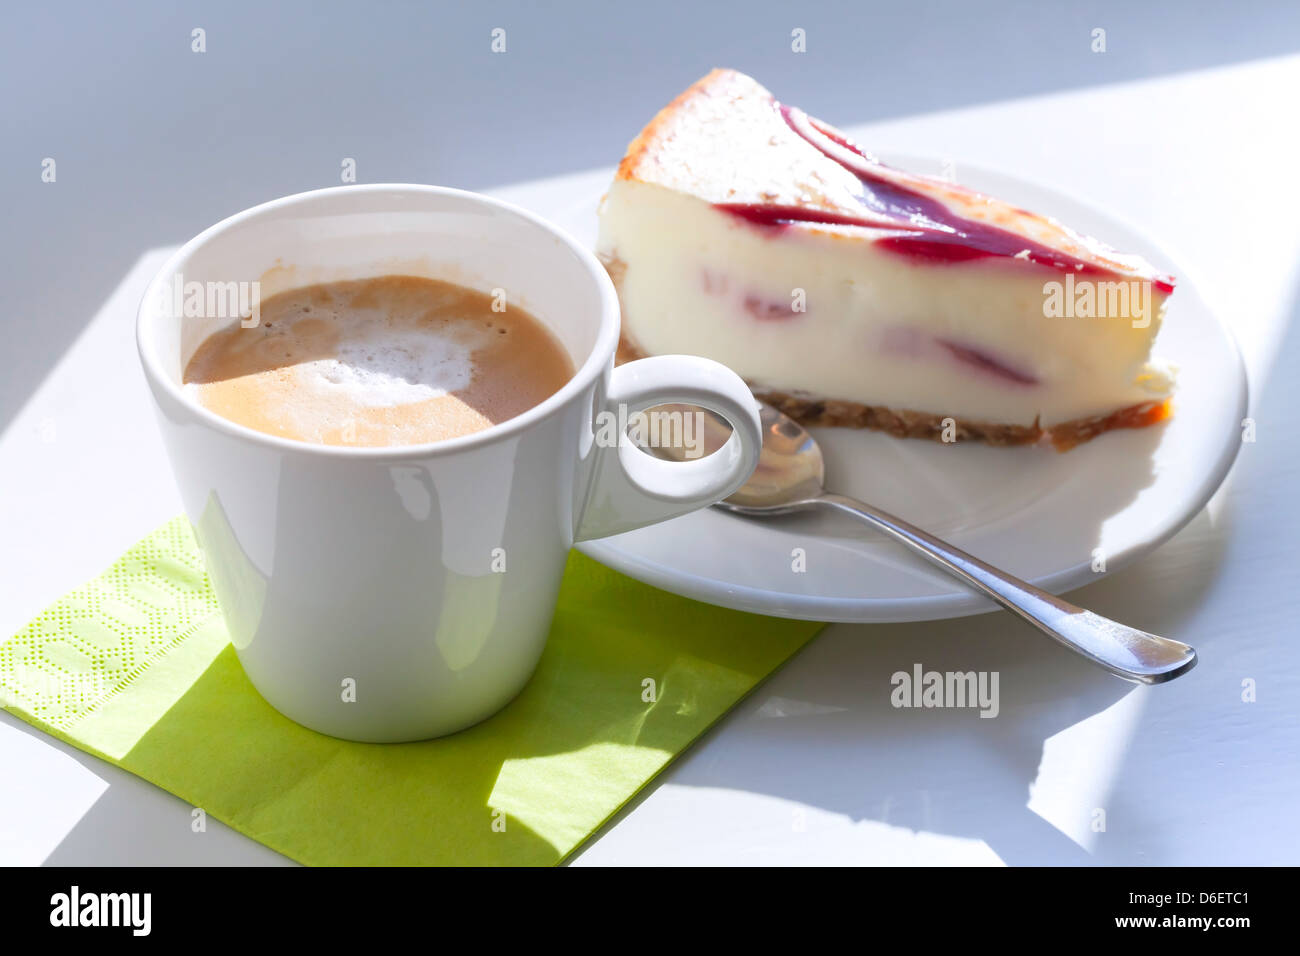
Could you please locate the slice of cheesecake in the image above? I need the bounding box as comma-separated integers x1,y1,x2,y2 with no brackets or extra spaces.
597,69,1175,449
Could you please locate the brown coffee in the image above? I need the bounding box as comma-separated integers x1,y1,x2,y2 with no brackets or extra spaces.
184,275,574,447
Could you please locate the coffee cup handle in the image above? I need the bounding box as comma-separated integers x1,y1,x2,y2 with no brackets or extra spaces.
573,354,763,541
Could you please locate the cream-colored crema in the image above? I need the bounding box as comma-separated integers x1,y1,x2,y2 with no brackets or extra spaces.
184,275,574,447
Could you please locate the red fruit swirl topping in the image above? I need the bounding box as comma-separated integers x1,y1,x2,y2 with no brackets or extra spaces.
714,103,1174,297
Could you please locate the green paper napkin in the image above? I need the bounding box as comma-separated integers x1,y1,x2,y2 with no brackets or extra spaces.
0,518,820,865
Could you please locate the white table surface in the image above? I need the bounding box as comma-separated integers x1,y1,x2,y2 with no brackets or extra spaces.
2,55,1298,866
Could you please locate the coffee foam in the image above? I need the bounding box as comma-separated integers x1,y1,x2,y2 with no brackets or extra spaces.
183,275,574,448
293,321,487,407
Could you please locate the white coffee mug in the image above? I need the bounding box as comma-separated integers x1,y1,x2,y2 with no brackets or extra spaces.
137,184,761,742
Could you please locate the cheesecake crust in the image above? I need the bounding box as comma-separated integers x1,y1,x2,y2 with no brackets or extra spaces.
616,328,1170,451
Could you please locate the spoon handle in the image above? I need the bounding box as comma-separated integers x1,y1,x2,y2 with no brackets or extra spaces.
816,493,1196,683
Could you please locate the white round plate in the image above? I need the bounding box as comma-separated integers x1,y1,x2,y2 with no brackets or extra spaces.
562,155,1249,623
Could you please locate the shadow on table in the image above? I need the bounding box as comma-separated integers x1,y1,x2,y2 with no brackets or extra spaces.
34,749,295,866
575,504,1233,865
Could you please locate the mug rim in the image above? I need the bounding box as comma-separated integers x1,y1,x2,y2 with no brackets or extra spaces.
136,183,621,460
